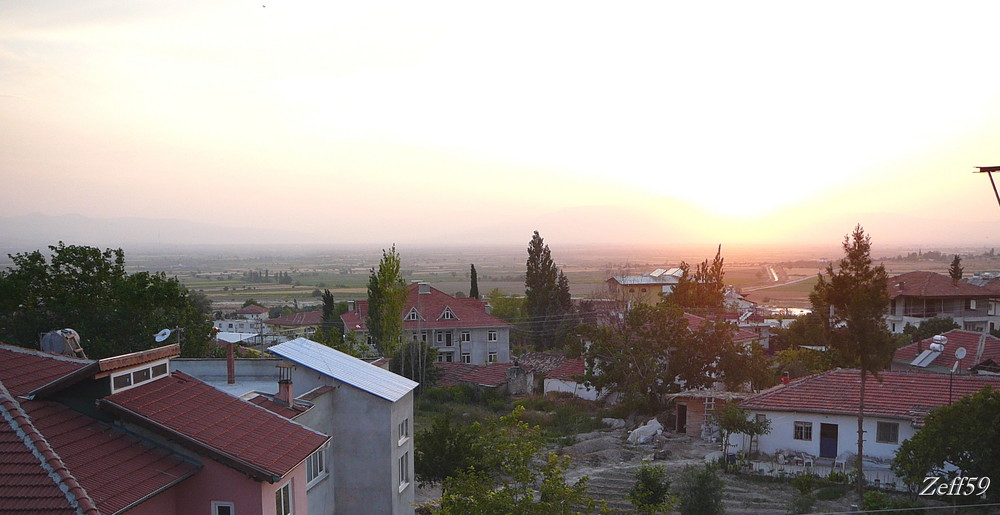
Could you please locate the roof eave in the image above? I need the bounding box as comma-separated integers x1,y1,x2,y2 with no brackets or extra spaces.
27,362,102,400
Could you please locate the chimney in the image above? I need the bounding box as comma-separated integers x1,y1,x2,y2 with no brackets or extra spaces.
227,341,235,385
418,282,431,295
276,364,294,407
780,371,790,385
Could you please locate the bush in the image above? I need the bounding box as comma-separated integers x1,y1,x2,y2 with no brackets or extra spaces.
788,492,815,514
790,472,821,495
674,465,724,515
827,470,849,483
815,486,846,501
862,490,925,514
629,463,673,514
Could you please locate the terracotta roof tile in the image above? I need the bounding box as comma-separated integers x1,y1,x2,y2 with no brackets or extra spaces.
342,283,512,332
434,362,478,387
434,362,519,387
888,271,997,299
894,329,1000,371
546,358,586,381
264,311,323,327
515,352,566,375
96,344,179,377
741,368,1000,426
101,371,329,480
0,345,94,397
247,393,310,419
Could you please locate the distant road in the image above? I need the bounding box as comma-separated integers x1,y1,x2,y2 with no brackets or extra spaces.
743,272,815,293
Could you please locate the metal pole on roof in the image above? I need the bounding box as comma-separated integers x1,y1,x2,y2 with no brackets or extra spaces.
975,166,1000,208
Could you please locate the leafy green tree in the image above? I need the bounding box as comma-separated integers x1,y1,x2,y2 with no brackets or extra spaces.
902,317,959,343
437,406,608,514
674,465,724,515
811,225,893,497
0,242,212,358
525,231,574,350
392,340,438,391
366,245,407,359
773,347,832,380
949,254,964,280
242,298,264,308
667,245,726,311
469,264,479,299
709,402,771,458
893,386,1000,501
415,413,481,487
629,464,674,514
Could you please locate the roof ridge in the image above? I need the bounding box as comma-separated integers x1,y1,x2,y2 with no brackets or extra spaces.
0,382,99,515
0,343,94,364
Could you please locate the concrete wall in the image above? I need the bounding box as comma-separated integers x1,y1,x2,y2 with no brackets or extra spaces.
295,388,336,515
428,327,510,364
730,410,915,461
543,378,599,400
173,458,268,515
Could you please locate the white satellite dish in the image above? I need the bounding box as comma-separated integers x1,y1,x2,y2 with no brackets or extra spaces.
154,328,172,343
955,347,967,360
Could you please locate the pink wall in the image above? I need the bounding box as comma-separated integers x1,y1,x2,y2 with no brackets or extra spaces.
260,466,308,515
173,459,267,515
127,483,177,515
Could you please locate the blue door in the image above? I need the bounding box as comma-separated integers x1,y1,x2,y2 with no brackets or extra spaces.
820,423,838,458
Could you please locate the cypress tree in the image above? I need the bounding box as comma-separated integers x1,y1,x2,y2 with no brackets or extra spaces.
470,264,480,300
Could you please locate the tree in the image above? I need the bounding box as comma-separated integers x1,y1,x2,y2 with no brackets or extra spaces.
242,298,264,308
0,242,213,358
668,245,726,311
629,464,674,514
525,231,574,350
469,264,479,299
949,254,964,281
366,245,407,359
437,406,608,514
709,402,771,459
810,225,893,497
902,317,959,343
674,465,724,515
893,386,1000,501
414,413,480,487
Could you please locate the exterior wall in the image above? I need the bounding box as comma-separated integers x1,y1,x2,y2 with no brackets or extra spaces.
886,296,1000,333
543,378,599,400
731,410,915,461
424,327,511,365
174,458,270,515
214,319,263,334
261,469,309,515
128,484,178,515
294,389,336,515
390,391,416,515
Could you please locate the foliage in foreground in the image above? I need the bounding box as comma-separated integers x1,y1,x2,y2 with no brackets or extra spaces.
0,242,213,358
674,465,724,515
629,463,674,514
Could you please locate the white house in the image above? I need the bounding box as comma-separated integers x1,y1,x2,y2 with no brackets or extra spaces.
542,357,601,401
730,368,1000,462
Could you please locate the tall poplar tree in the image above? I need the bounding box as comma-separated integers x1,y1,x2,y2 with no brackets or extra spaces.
366,245,406,360
469,264,480,299
949,255,964,281
810,225,893,497
525,231,561,350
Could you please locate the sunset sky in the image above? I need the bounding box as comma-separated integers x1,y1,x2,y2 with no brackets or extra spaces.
2,2,999,249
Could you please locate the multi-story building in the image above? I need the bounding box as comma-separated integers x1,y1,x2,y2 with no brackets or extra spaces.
341,282,512,365
886,271,1000,333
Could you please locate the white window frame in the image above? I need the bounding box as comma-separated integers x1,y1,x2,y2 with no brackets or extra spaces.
275,482,292,515
306,444,329,488
211,501,235,515
488,330,497,342
793,421,812,441
876,421,899,444
461,353,471,364
436,332,443,343
110,359,170,393
460,331,471,342
398,452,410,491
398,418,409,445
441,308,456,320
488,351,498,363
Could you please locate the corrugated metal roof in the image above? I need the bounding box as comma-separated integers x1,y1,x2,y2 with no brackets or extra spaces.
269,338,418,402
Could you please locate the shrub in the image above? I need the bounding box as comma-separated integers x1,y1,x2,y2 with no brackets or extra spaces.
815,486,846,501
788,492,815,514
629,463,673,514
674,465,724,515
790,472,821,495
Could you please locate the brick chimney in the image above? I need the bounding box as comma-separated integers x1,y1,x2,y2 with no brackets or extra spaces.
227,341,235,385
276,364,294,407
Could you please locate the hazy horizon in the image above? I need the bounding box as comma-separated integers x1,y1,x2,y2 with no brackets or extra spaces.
3,2,999,250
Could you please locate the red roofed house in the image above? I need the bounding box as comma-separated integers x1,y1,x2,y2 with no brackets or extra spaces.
342,282,512,365
543,358,602,400
0,342,329,515
731,368,1000,464
893,329,1000,374
886,271,1000,334
263,310,324,343
436,361,533,395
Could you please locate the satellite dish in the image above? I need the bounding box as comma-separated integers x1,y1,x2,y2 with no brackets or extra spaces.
955,347,967,360
154,329,172,343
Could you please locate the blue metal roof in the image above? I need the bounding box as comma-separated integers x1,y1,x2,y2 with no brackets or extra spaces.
268,338,417,402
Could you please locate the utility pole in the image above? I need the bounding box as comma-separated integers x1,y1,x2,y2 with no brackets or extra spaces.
975,166,1000,208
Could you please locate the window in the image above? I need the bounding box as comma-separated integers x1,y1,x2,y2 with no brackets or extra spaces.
793,421,812,441
405,309,421,321
876,422,899,444
436,332,443,343
112,373,133,390
488,330,497,342
462,353,471,364
306,445,328,485
152,363,168,377
488,351,498,363
421,331,427,342
212,501,235,515
398,418,409,444
132,368,151,384
460,331,470,342
110,360,170,393
444,353,453,363
755,413,767,424
399,452,410,489
228,323,234,329
441,308,456,320
275,482,292,515
967,299,978,311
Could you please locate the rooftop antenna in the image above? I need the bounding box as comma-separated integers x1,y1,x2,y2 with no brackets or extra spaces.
950,346,967,405
974,166,1000,208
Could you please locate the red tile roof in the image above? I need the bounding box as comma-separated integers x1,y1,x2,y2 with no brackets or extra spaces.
247,393,310,419
0,345,95,397
515,352,567,375
235,305,270,315
888,271,996,299
100,371,329,482
683,313,759,343
434,362,518,387
264,311,323,327
741,368,1000,426
96,343,179,377
342,283,512,332
894,329,1000,371
546,358,585,381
